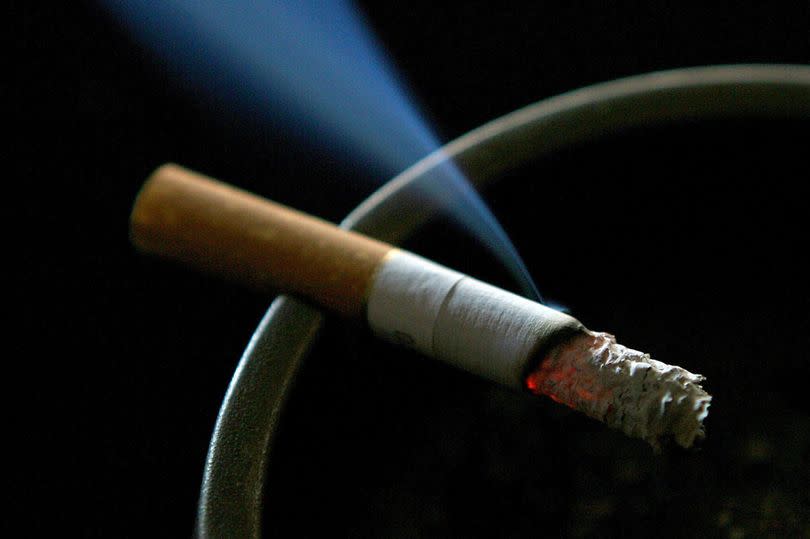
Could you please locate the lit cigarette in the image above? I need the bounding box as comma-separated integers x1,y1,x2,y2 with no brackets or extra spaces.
131,164,711,449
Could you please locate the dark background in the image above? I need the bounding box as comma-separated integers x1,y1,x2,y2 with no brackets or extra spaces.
12,2,810,536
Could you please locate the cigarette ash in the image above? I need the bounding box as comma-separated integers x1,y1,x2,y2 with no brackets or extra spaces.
526,331,711,449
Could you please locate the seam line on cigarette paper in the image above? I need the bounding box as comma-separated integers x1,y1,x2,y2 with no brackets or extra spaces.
430,276,466,356
366,250,465,355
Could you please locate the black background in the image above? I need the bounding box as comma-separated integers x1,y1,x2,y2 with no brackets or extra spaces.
11,2,810,536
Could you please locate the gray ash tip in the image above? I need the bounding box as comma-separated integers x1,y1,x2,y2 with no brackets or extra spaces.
527,331,712,449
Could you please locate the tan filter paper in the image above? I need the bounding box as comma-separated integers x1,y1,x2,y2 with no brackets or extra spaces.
131,164,393,316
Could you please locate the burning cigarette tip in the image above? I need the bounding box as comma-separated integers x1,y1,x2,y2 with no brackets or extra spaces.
527,331,711,450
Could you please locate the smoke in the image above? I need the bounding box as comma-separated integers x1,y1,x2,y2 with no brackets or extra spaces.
103,0,542,300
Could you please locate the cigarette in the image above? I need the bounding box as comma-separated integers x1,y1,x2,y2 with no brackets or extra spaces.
131,163,711,449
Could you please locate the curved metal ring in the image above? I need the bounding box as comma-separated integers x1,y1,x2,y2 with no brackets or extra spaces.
196,64,810,538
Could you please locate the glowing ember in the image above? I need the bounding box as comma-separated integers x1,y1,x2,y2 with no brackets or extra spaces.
526,331,711,449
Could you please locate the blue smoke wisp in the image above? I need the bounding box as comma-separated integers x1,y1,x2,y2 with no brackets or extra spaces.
104,0,543,301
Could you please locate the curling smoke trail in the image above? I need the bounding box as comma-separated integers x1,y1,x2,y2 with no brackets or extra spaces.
103,0,542,300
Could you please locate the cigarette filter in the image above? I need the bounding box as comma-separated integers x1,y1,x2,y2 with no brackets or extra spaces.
131,164,711,449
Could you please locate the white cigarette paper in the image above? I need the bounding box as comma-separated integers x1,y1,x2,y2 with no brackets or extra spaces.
367,250,582,387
